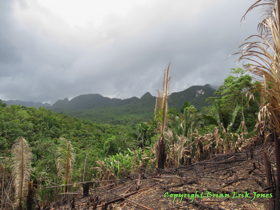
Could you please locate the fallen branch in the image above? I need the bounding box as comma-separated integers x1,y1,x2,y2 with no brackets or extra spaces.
185,197,225,210
44,178,130,189
58,192,81,195
99,190,138,206
121,186,132,195
221,178,247,188
201,198,230,203
109,191,154,210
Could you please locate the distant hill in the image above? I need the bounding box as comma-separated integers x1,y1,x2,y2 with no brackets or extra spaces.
51,84,216,126
2,100,51,109
1,84,216,126
51,94,138,112
52,84,215,112
169,84,217,111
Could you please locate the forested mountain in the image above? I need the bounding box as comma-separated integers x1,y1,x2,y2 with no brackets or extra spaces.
51,94,139,111
52,84,216,126
51,84,216,112
3,84,216,112
2,84,216,126
169,84,216,111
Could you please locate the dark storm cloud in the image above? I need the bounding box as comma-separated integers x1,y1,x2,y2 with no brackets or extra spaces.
0,1,21,66
0,0,261,104
0,0,79,102
89,0,260,98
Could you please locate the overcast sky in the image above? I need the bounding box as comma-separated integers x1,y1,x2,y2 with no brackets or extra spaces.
0,0,261,104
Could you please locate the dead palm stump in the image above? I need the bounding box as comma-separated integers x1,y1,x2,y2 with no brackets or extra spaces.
157,135,166,169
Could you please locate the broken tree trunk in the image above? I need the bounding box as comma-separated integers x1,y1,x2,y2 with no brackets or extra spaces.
157,135,166,169
263,150,274,210
83,182,89,197
26,181,34,210
274,132,280,210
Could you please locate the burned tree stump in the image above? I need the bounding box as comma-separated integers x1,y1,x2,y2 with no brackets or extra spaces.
70,197,75,210
26,181,34,210
157,135,166,169
274,132,280,210
91,195,99,210
263,150,274,210
83,182,89,197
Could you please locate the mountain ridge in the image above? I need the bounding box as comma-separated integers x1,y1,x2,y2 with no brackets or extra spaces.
59,84,216,126
2,84,216,111
2,84,216,126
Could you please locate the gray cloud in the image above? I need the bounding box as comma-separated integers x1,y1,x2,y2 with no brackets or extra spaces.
0,0,261,104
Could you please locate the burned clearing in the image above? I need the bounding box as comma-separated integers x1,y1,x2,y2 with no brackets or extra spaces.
47,143,274,210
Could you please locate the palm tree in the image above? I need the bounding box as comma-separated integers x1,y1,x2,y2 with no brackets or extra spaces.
235,0,280,208
130,122,149,148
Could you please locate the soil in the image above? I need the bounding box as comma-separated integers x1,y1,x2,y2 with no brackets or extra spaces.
45,143,276,210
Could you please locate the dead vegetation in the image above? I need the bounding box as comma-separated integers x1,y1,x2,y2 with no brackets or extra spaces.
47,139,274,210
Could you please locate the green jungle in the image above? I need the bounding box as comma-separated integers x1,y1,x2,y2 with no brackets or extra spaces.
0,66,261,208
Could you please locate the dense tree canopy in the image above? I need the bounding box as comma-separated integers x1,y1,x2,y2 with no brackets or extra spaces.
205,68,260,133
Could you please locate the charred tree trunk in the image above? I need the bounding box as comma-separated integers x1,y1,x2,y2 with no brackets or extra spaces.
26,181,33,210
83,182,89,197
65,185,68,194
70,197,75,210
274,132,280,210
18,202,23,210
263,150,274,210
157,135,166,169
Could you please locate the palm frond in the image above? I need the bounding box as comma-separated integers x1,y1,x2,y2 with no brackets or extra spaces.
57,138,75,192
11,136,32,207
154,63,171,134
236,0,280,136
161,63,171,134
